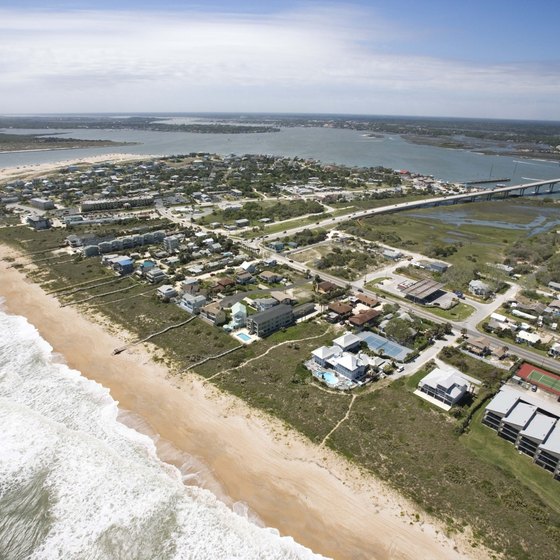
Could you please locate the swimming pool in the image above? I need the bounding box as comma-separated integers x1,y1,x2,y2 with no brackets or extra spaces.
319,371,338,385
236,332,252,342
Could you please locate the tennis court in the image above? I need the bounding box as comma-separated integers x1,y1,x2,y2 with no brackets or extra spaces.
527,370,560,392
517,363,560,397
356,332,411,362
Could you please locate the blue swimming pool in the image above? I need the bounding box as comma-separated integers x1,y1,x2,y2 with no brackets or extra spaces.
319,371,338,385
236,332,252,342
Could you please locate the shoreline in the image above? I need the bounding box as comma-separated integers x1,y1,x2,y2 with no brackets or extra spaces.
0,245,487,560
0,153,159,182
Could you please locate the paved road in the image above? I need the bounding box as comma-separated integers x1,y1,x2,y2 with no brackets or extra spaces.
163,196,560,374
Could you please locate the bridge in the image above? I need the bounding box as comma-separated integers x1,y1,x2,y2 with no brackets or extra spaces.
263,177,560,240
376,177,560,214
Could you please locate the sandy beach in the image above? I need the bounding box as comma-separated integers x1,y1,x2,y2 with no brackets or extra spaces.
0,246,489,560
0,153,157,183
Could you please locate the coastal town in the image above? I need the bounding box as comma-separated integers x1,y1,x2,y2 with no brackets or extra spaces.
1,152,560,560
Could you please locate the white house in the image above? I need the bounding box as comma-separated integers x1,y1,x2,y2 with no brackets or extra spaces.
157,285,178,301
231,302,247,328
469,279,492,297
516,330,541,346
179,293,207,314
332,332,362,352
417,366,473,407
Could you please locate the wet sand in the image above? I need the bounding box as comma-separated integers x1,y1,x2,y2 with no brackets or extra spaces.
0,246,488,560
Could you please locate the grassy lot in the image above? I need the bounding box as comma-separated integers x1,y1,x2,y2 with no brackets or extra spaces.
426,302,475,321
209,321,351,443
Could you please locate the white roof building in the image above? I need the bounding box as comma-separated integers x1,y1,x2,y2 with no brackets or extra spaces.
333,332,361,351
516,330,541,345
312,345,339,362
417,366,475,409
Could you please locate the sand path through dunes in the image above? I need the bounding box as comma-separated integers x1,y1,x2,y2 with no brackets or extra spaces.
0,247,489,560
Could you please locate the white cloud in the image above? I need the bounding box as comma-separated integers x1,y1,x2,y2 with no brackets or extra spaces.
0,6,558,118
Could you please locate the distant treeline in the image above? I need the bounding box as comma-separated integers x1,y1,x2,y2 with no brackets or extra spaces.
0,116,279,135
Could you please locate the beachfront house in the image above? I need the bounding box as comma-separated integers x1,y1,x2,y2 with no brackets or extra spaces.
310,345,367,381
157,285,178,302
417,366,473,407
200,302,226,326
179,293,207,315
231,302,247,328
146,267,167,284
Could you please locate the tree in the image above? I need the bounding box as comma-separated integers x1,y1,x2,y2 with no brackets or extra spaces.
385,318,414,346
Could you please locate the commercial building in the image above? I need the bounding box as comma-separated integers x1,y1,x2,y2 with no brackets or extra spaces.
30,197,55,210
81,196,154,212
401,279,445,304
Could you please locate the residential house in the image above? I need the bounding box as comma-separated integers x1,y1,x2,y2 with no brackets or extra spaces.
157,285,178,302
311,345,367,381
354,293,379,308
27,215,51,230
247,304,294,337
181,278,199,295
328,302,353,320
348,309,381,329
469,279,492,297
179,293,207,314
548,342,560,358
333,332,362,352
311,346,339,367
215,277,236,291
146,267,167,284
317,281,338,294
417,367,473,407
465,337,490,356
259,270,283,284
230,302,247,328
236,272,254,285
111,256,134,276
516,330,541,346
200,302,226,326
239,261,256,274
270,291,297,305
253,298,278,312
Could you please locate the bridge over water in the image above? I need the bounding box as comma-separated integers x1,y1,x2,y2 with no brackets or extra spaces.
359,178,560,219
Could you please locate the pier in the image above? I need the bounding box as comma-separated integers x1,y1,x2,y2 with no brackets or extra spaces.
463,177,510,185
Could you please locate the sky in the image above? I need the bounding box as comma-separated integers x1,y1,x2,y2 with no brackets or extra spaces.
1,0,559,120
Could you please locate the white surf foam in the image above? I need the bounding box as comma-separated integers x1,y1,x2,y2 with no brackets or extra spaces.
0,309,328,560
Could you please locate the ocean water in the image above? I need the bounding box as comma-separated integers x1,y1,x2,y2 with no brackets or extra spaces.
0,307,326,560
